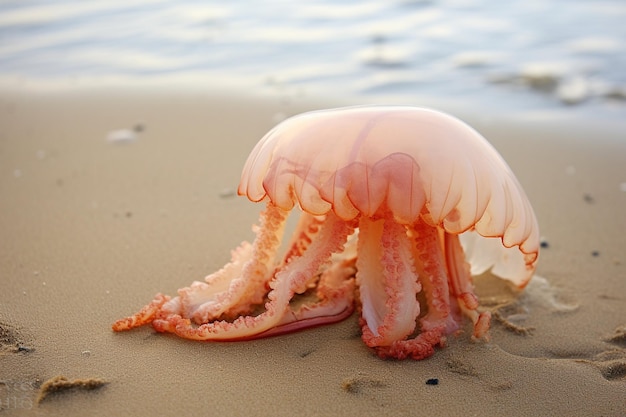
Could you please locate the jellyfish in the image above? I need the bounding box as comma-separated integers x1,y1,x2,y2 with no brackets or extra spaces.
113,106,539,360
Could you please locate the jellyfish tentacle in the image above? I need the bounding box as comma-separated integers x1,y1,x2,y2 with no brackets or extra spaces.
178,202,289,323
372,219,457,359
374,328,444,360
280,212,325,267
258,212,357,336
112,293,171,331
409,221,457,335
257,256,357,338
112,203,288,331
358,214,421,349
153,211,356,340
445,232,491,339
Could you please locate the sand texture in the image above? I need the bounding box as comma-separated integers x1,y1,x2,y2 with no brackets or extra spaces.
1,89,625,416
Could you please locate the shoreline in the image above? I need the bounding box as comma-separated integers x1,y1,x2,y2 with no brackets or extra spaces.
2,76,626,127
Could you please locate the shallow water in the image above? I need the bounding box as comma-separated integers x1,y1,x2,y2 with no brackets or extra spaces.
1,0,625,115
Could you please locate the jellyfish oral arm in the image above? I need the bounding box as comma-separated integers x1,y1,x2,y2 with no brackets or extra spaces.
444,232,491,340
357,216,420,347
357,215,488,360
112,203,358,341
247,259,357,339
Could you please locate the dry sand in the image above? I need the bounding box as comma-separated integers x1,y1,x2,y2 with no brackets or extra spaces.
1,88,625,416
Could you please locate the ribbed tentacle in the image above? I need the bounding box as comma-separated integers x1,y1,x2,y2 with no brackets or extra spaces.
181,202,288,322
280,212,325,267
445,232,491,339
259,255,357,338
112,203,287,331
152,211,356,340
374,219,457,360
112,293,170,331
357,214,421,352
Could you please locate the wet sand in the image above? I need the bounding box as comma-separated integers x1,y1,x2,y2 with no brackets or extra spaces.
1,88,625,416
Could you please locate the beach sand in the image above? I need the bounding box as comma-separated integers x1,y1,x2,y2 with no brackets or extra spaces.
1,88,625,416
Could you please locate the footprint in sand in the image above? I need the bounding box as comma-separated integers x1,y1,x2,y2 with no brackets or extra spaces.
478,277,626,381
580,325,626,381
497,301,625,380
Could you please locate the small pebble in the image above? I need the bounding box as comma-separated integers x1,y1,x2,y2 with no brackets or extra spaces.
591,250,600,257
425,378,439,385
106,129,137,143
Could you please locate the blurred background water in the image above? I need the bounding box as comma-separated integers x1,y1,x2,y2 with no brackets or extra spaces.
1,0,625,116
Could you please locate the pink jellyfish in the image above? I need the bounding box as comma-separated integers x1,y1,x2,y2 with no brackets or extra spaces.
113,106,539,360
